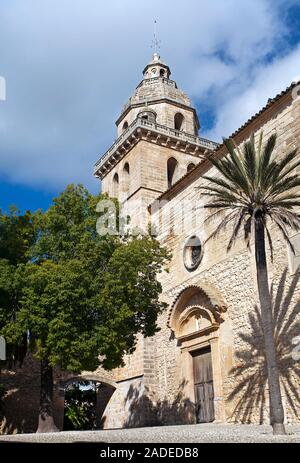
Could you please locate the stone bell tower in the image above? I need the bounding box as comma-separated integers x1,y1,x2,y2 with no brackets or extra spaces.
94,53,217,229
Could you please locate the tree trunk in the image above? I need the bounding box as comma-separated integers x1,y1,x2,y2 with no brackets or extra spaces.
36,358,59,433
254,217,286,435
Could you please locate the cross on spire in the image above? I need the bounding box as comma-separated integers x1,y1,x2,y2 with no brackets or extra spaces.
151,20,161,54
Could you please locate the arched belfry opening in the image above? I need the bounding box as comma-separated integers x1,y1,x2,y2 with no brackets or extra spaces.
167,157,179,189
137,108,157,123
174,113,185,131
187,162,196,173
168,285,227,424
123,162,130,196
112,173,119,197
122,121,129,132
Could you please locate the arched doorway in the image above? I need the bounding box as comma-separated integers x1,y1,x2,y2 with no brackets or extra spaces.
168,285,227,423
63,380,98,430
59,375,117,430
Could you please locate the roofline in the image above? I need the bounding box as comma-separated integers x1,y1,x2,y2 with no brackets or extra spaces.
149,79,300,207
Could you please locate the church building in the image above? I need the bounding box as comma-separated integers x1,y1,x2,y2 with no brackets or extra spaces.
92,53,300,428
1,53,300,433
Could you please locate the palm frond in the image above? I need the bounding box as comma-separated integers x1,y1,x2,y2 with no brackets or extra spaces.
268,212,296,254
201,132,300,257
242,135,257,190
227,209,248,251
258,133,277,183
204,209,240,244
274,148,298,181
267,175,300,198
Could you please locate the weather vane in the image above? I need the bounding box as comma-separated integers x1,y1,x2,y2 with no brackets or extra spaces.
151,20,161,54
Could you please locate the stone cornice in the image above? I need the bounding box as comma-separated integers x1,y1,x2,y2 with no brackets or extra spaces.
94,118,219,179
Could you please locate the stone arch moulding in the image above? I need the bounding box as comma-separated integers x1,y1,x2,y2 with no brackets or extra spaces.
61,374,118,391
167,283,227,330
175,304,220,341
167,283,228,423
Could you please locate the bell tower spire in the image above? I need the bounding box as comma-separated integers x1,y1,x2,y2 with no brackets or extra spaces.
94,51,218,230
151,20,161,56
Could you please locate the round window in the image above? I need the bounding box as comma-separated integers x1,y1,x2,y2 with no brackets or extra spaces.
183,235,203,271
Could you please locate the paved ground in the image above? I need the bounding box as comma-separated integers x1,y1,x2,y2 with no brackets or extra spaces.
1,424,300,443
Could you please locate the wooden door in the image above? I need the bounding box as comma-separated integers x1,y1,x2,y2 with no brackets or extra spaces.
193,348,215,423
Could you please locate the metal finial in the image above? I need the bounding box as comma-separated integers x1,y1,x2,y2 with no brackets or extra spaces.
151,20,161,54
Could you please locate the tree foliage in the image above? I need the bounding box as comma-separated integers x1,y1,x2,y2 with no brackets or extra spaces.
0,184,170,372
199,132,300,253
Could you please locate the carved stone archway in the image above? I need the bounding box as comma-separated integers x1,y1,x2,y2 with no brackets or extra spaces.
168,285,227,423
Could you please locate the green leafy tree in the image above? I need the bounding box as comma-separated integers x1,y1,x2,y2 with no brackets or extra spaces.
199,133,300,435
0,259,26,365
64,403,87,430
0,207,35,265
0,208,36,366
1,185,169,433
64,382,96,430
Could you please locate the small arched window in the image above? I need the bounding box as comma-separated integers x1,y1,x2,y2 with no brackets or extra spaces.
160,69,165,77
174,113,185,131
123,162,130,195
112,172,119,197
187,163,195,173
124,162,130,175
167,157,179,189
122,121,129,132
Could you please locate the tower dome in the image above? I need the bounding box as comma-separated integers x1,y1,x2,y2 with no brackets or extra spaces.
142,53,171,80
116,54,200,137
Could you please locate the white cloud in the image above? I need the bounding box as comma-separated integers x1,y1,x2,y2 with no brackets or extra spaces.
204,43,300,141
0,0,299,191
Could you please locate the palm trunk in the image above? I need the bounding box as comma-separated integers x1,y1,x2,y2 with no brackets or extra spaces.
36,358,59,433
255,217,286,435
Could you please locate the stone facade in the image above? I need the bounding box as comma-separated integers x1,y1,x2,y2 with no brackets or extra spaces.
1,55,300,433
94,56,300,428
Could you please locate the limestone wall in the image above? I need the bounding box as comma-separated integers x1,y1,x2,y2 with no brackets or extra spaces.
102,140,200,202
147,89,300,425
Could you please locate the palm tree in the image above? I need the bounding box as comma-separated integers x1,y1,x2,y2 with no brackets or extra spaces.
199,132,300,435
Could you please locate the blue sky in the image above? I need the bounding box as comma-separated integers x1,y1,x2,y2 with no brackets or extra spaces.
1,0,300,213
